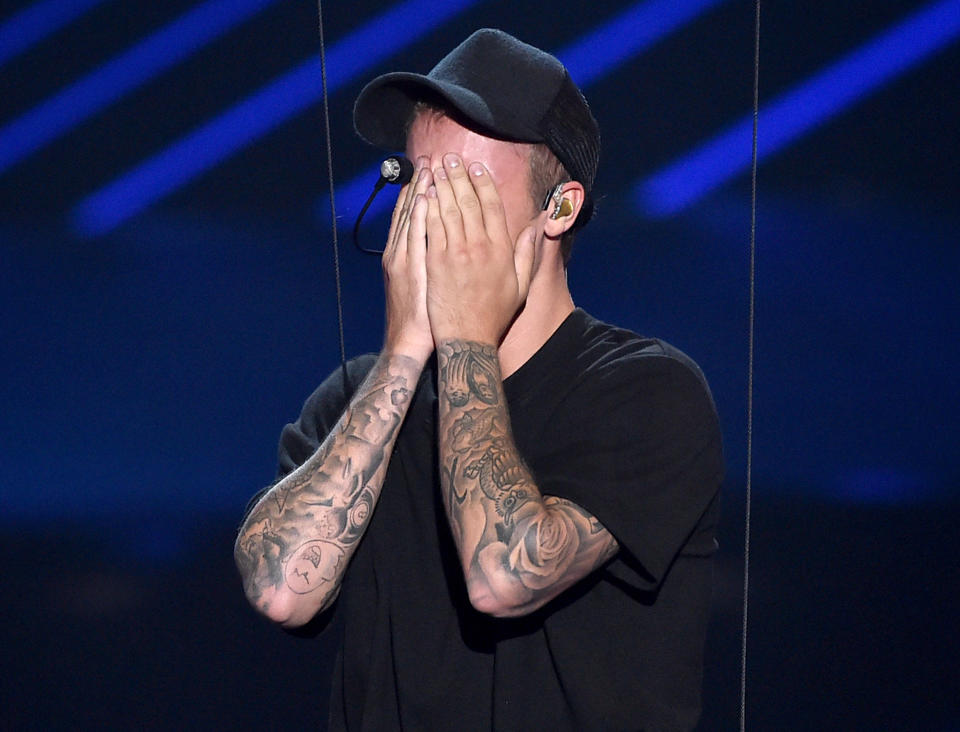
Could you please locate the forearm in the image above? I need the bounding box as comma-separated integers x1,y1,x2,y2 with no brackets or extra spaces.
436,340,617,617
235,351,424,626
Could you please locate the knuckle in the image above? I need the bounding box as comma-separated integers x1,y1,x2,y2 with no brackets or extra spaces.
450,248,471,265
458,195,480,211
483,197,504,216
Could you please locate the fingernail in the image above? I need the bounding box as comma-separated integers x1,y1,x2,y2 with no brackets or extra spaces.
417,155,429,169
468,162,485,177
427,185,437,198
434,166,447,181
444,153,461,168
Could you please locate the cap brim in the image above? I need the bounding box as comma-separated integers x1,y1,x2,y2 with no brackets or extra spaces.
353,72,541,151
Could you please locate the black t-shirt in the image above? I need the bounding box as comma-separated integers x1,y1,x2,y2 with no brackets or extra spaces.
270,309,723,731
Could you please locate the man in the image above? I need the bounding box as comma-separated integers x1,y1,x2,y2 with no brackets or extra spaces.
236,28,723,731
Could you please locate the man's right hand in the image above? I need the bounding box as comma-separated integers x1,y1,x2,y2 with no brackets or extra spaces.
382,156,434,363
236,163,437,629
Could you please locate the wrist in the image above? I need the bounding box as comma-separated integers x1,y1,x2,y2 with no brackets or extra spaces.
431,320,502,350
435,335,498,352
435,339,503,411
382,335,434,366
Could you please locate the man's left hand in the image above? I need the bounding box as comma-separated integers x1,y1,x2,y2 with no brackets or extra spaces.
420,153,537,346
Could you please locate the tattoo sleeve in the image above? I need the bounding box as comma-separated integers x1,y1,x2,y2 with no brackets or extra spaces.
436,340,619,617
234,353,422,625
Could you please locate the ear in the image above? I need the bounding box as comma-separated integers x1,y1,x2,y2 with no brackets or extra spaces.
543,181,586,239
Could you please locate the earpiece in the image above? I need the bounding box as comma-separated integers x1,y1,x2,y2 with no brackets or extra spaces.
551,197,574,219
544,183,573,219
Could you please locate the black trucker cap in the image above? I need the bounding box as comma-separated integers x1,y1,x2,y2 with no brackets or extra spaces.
353,28,600,224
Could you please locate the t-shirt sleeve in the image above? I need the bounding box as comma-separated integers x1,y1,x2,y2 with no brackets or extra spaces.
277,355,379,479
535,351,723,591
240,355,378,523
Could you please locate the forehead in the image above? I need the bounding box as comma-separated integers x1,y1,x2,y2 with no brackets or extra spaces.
405,111,531,183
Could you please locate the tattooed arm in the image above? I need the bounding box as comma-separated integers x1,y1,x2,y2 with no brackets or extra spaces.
234,353,423,627
235,155,437,627
437,339,619,618
416,153,615,616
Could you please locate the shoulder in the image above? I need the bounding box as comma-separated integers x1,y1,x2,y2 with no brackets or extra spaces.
528,313,723,588
274,354,379,479
569,311,716,413
298,354,380,420
290,352,438,445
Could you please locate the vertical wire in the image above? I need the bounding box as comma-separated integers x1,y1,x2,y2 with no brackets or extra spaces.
316,0,350,389
740,1,761,730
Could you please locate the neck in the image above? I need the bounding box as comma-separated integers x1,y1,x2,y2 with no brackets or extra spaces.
497,260,574,379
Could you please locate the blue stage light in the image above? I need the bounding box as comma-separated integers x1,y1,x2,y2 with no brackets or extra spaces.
0,0,277,176
558,0,727,86
71,0,482,237
636,0,960,217
0,0,107,67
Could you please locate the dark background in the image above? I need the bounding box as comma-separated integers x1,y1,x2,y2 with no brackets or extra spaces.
2,0,958,729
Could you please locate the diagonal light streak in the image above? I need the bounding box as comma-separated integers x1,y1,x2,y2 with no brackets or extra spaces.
70,0,484,237
0,0,278,176
0,0,108,68
636,0,960,217
327,0,732,227
558,0,727,86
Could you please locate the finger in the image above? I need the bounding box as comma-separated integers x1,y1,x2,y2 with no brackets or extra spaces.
384,184,410,260
514,225,537,301
396,164,428,233
442,153,484,244
425,184,447,254
466,161,510,248
431,156,465,249
406,157,432,212
386,157,431,257
392,163,433,256
407,193,428,270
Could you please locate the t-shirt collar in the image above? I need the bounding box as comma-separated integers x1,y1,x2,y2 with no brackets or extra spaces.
503,308,588,404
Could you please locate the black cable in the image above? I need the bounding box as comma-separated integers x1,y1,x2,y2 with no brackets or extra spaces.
353,156,415,255
353,178,389,255
741,1,761,730
316,0,349,391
